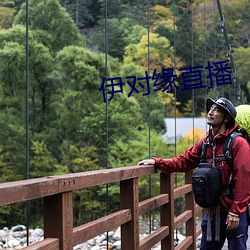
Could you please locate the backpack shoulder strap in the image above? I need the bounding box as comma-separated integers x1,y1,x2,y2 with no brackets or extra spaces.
223,132,242,169
200,141,208,162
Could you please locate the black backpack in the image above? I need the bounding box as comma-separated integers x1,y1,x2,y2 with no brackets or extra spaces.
192,132,241,208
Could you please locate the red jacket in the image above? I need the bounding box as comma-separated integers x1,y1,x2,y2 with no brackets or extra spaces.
154,124,250,216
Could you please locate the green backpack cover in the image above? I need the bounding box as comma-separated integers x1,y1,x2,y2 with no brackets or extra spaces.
235,105,250,140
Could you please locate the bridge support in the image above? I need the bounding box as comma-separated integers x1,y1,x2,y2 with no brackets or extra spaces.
161,173,174,250
44,192,73,250
185,171,197,250
120,178,140,250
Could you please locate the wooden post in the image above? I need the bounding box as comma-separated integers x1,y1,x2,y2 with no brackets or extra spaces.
185,171,196,250
161,173,174,250
44,192,73,250
120,178,139,250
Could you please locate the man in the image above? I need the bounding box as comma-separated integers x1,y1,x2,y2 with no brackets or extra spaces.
138,97,250,250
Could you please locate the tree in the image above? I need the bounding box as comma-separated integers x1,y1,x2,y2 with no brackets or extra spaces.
150,5,173,33
119,62,166,133
0,25,56,132
61,0,101,29
124,32,174,73
87,17,138,60
0,6,15,29
14,0,84,52
234,47,250,102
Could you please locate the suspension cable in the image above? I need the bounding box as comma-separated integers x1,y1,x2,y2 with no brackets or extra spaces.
25,0,30,245
213,0,219,98
172,0,177,158
104,0,109,247
215,0,242,104
191,0,195,145
204,0,207,98
173,0,179,245
147,0,152,234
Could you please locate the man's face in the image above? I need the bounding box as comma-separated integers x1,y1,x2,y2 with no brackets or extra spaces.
207,104,226,127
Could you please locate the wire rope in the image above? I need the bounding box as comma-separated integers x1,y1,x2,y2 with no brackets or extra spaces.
147,0,152,234
25,0,30,245
202,0,208,134
203,0,207,98
173,0,177,159
191,0,195,145
215,0,241,103
213,0,218,98
104,0,109,247
173,0,179,245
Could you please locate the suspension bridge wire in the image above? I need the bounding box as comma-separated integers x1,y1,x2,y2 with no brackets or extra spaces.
147,0,152,234
203,0,207,98
25,0,30,245
173,0,177,159
104,0,109,248
191,0,195,145
215,0,242,104
202,0,208,134
172,0,179,245
213,0,219,98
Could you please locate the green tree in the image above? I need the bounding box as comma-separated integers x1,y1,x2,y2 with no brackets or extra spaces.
234,46,250,102
0,6,15,29
14,0,84,52
61,0,101,29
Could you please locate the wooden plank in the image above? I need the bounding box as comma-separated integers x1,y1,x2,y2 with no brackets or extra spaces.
44,192,73,250
22,238,59,250
140,226,169,250
58,165,156,192
0,177,59,206
161,173,174,250
174,184,192,199
195,204,203,213
196,226,202,237
174,210,192,229
185,171,196,250
139,194,169,215
175,236,193,250
73,209,131,245
120,178,140,250
0,165,156,206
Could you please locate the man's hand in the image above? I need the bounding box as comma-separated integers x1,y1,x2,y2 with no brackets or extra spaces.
137,159,155,166
226,213,240,230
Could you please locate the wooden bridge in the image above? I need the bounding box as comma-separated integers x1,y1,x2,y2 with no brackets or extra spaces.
0,165,204,250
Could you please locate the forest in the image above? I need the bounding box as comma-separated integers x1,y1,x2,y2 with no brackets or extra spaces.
0,0,249,228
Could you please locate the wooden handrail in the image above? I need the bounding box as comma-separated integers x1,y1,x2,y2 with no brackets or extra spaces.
0,165,203,250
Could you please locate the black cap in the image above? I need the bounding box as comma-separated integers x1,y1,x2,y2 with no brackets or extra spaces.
206,97,237,120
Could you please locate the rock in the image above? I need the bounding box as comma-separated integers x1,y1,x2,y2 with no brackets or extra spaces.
30,228,43,238
87,238,94,245
91,245,101,250
73,242,87,249
107,231,114,237
113,227,120,240
113,240,121,249
0,224,187,249
100,240,108,246
7,239,20,247
108,236,116,243
11,226,26,232
15,245,23,249
0,230,7,238
95,234,106,243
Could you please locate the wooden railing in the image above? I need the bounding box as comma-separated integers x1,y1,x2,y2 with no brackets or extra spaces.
0,165,203,250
